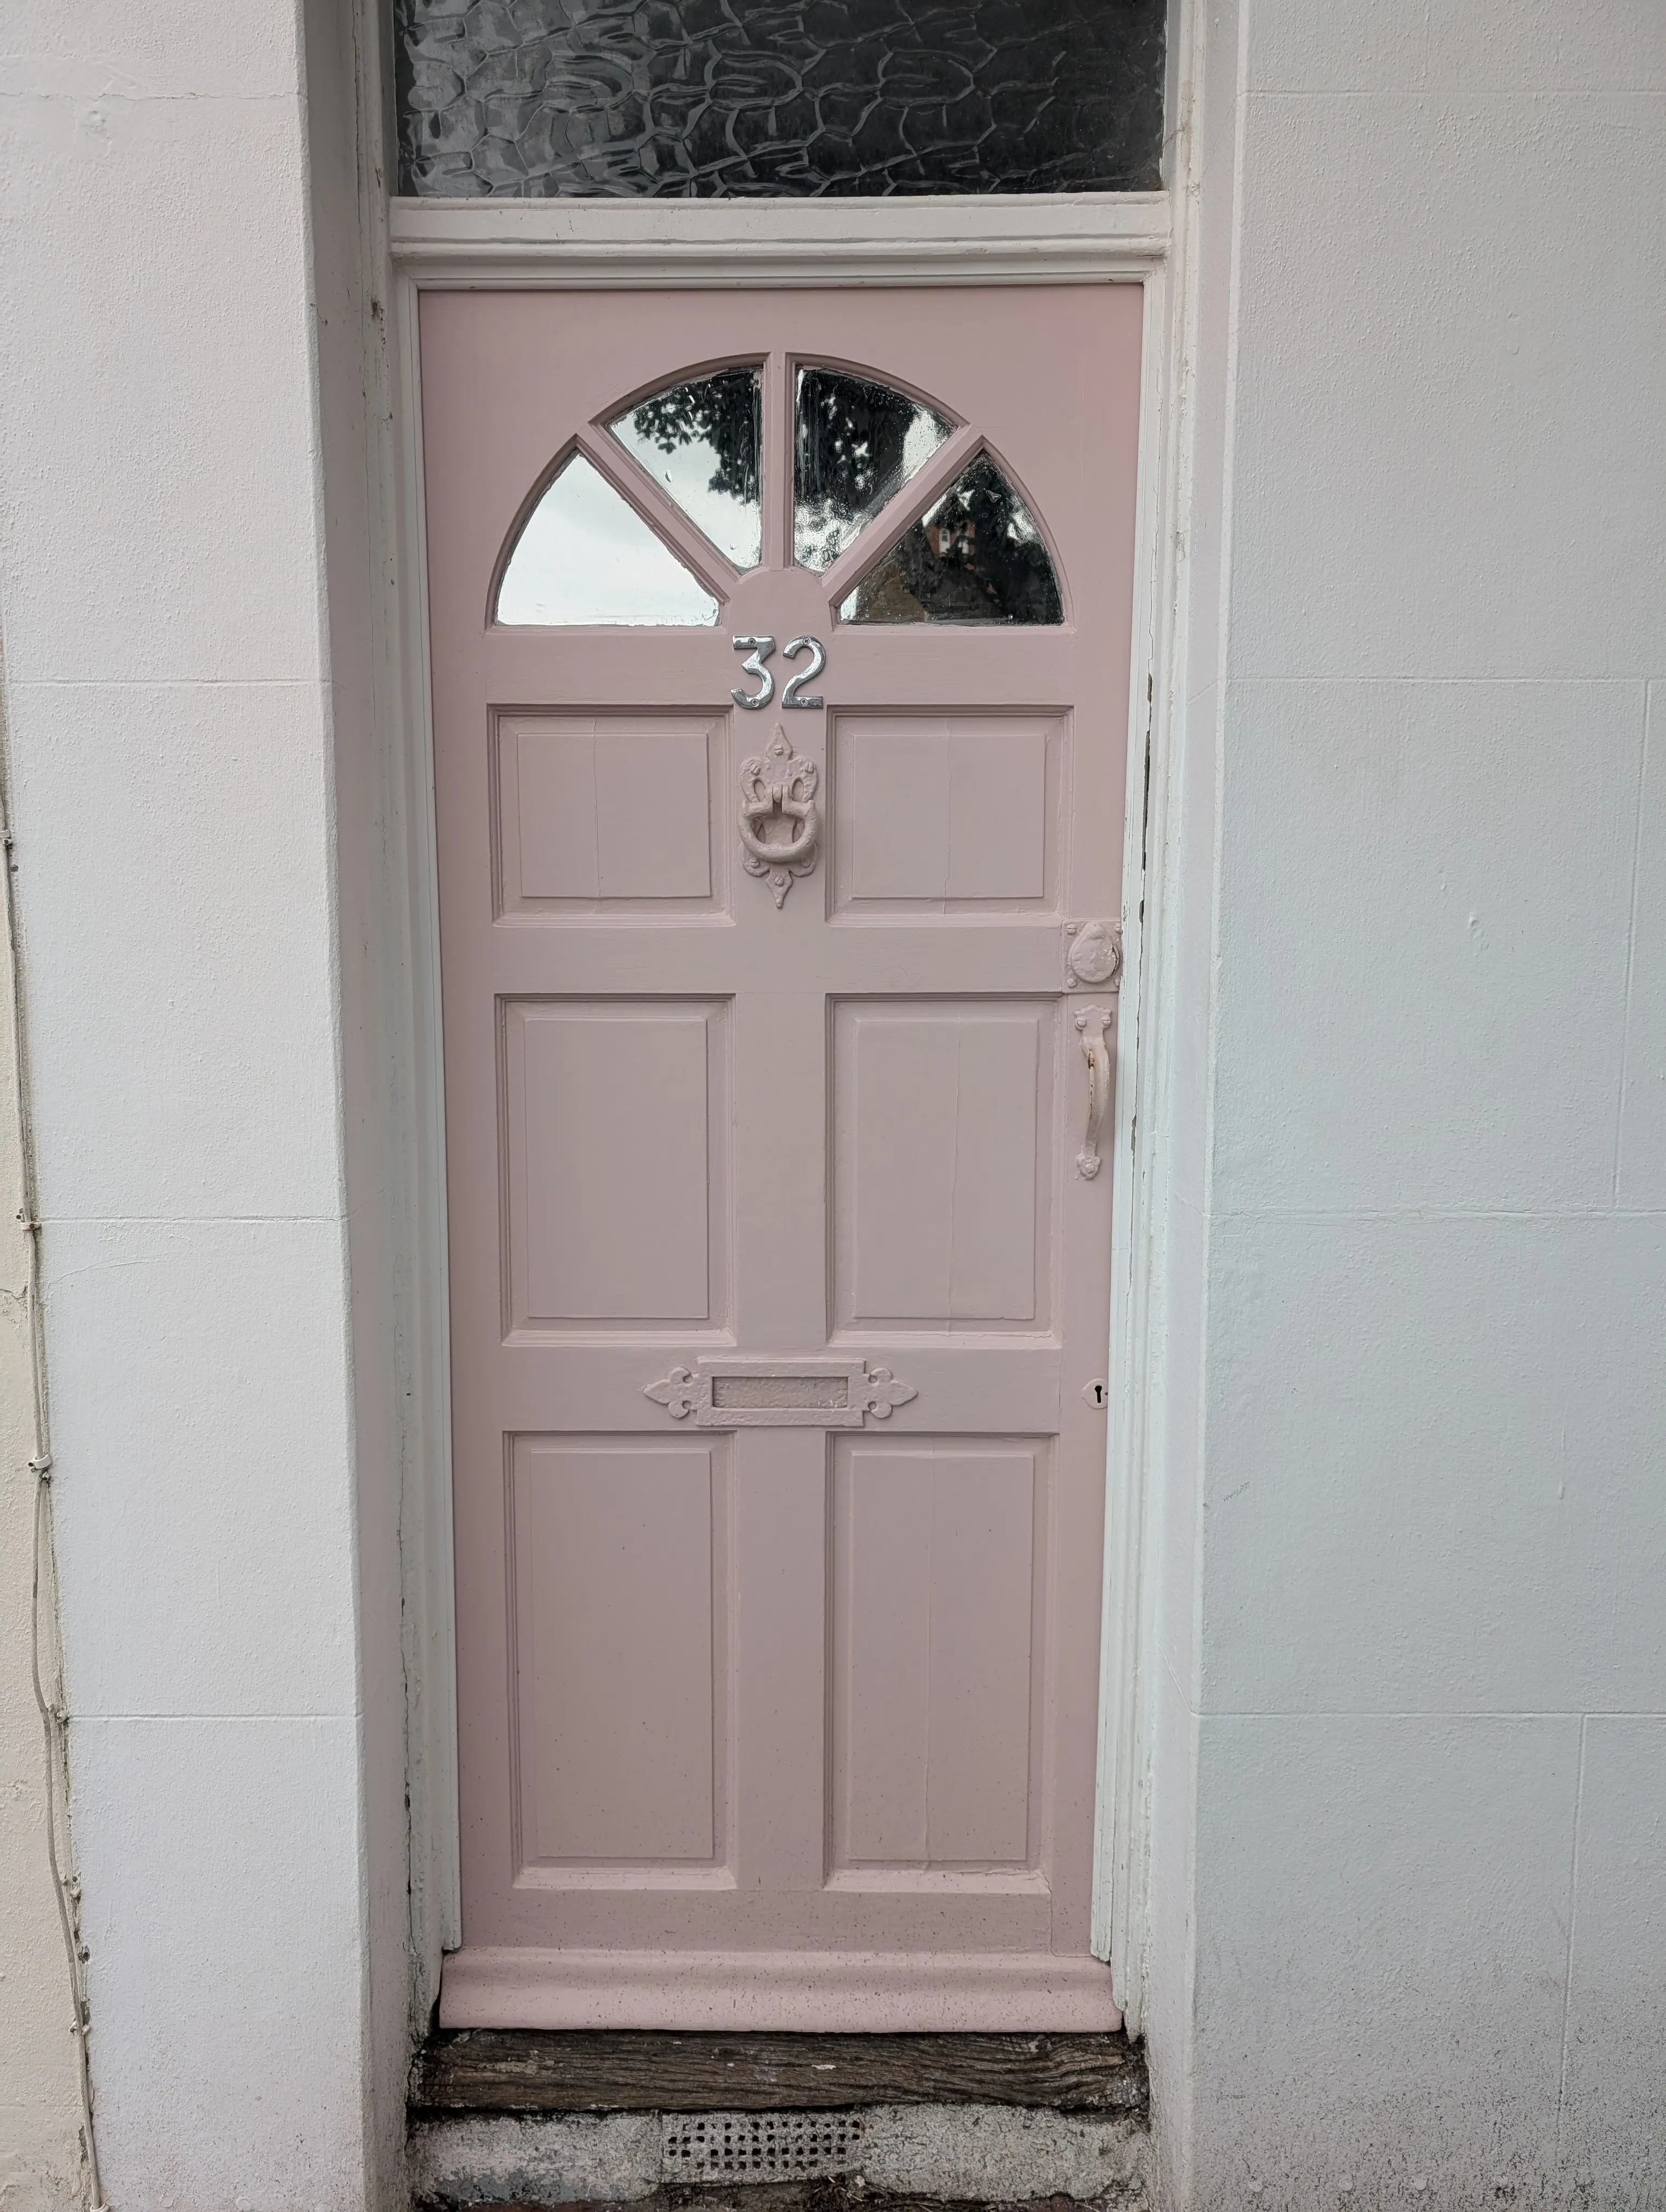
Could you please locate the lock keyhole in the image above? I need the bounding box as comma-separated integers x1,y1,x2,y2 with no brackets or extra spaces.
1083,1379,1108,1410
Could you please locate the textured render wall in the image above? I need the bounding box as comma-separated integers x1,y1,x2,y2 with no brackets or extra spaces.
0,6,393,2208
1154,1,1666,2204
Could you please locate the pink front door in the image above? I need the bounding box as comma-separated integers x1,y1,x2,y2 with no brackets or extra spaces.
421,285,1143,2029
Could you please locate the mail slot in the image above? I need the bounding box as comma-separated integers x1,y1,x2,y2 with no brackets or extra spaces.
711,1373,851,1412
644,1356,917,1429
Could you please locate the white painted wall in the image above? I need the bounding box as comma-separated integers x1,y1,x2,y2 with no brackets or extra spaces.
0,4,407,2207
1147,1,1666,2203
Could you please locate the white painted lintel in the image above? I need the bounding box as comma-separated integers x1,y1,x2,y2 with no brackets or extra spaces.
389,191,1170,286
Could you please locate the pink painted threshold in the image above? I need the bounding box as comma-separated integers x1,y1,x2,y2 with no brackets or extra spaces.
440,1950,1121,2033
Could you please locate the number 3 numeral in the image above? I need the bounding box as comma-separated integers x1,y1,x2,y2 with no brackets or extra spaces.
731,636,774,709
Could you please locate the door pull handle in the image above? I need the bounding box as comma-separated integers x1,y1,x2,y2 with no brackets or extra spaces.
1075,1006,1112,1180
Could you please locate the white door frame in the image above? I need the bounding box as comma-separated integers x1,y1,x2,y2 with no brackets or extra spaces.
379,185,1181,2036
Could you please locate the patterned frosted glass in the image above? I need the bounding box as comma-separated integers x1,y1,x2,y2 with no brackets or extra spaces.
840,453,1063,625
396,0,1165,200
795,368,955,573
609,368,763,570
497,455,719,626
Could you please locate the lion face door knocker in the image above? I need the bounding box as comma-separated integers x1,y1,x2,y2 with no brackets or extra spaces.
738,725,821,908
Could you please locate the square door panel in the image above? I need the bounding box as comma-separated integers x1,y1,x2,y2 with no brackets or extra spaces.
829,1438,1046,1877
497,713,725,916
503,999,729,1334
832,713,1062,914
832,1000,1055,1331
510,1436,726,1872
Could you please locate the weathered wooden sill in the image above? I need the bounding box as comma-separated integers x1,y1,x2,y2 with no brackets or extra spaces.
412,2030,1147,2119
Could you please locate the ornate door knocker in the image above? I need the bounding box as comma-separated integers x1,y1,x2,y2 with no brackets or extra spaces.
739,726,820,907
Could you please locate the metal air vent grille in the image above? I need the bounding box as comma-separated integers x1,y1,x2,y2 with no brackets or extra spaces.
662,2113,867,2180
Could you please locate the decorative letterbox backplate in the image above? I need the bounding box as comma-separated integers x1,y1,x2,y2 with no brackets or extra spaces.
644,1355,918,1429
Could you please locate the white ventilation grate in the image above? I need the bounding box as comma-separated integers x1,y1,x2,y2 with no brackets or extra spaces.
662,2112,867,2181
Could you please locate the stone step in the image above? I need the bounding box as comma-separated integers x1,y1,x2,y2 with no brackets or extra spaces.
409,2034,1150,2211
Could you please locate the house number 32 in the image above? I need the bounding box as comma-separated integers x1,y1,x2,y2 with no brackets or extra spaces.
731,634,826,711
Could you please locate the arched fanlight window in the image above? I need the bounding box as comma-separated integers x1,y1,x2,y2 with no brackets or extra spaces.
493,360,1062,628
496,365,764,627
793,367,956,572
608,366,763,570
837,452,1065,627
496,453,720,628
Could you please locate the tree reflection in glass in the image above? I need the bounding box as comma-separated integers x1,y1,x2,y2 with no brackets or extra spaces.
609,367,763,569
795,368,954,572
840,453,1063,625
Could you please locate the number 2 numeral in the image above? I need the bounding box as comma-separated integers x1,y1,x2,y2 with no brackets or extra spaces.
780,635,826,709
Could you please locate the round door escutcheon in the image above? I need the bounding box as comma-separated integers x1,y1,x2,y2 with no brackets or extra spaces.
1082,1378,1109,1410
1066,917,1123,989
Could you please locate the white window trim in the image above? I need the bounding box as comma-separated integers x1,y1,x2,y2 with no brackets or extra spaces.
388,191,1169,285
376,184,1183,2037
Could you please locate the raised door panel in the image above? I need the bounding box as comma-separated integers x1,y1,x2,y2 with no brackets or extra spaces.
503,999,729,1332
832,713,1062,913
497,712,725,917
510,1437,725,1869
832,1001,1054,1331
830,1440,1044,1877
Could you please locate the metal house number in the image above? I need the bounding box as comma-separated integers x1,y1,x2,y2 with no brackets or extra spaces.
732,634,826,711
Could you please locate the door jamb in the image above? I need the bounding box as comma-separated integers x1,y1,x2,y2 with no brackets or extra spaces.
381,187,1178,2036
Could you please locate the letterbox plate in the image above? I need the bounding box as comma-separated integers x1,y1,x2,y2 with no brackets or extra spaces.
643,1356,917,1429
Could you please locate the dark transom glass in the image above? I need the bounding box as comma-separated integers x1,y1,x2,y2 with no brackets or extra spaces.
395,0,1166,200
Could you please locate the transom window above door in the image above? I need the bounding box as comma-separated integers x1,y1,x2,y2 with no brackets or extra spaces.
395,0,1165,200
494,359,1065,630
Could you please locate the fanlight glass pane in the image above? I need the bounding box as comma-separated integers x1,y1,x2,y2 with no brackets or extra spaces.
838,454,1063,626
795,368,954,573
496,454,720,627
609,368,762,570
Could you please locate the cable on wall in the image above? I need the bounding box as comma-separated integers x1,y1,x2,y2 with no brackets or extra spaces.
0,678,108,2212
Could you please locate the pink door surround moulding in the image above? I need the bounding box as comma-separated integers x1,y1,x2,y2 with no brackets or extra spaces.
421,285,1143,2031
